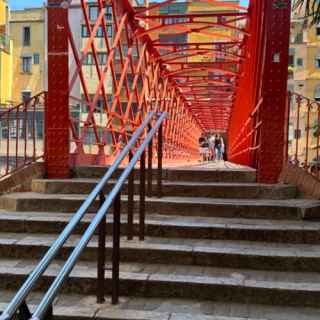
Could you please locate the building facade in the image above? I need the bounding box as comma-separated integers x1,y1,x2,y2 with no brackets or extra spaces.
10,7,46,105
0,0,12,107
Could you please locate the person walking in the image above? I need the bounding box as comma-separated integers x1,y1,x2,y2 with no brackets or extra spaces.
198,133,209,162
214,134,222,161
209,132,216,161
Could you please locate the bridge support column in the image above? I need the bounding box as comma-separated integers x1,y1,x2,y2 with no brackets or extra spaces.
258,0,291,183
46,0,70,178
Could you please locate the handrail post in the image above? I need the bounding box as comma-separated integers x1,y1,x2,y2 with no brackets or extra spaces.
139,151,146,241
147,124,153,197
18,301,31,320
97,191,106,303
157,120,163,198
112,191,121,305
127,151,134,240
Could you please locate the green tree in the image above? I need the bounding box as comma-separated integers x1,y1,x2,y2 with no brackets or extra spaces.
293,0,320,24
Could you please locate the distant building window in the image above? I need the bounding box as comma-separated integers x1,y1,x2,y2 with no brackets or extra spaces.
88,5,112,21
89,6,99,21
294,129,301,139
33,53,40,65
105,5,112,20
21,91,31,102
315,56,320,68
315,86,320,101
294,33,303,44
21,56,32,73
23,26,30,46
83,53,93,65
98,52,107,66
81,24,112,38
296,58,303,67
288,54,294,67
316,25,320,36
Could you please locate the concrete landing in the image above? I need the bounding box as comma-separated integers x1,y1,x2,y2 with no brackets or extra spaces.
166,161,255,171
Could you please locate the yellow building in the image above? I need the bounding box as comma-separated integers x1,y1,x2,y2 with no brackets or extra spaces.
0,0,12,107
10,8,45,104
188,1,240,63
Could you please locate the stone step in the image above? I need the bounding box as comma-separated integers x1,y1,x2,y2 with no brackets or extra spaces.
2,211,320,243
73,166,257,183
2,258,320,308
1,193,319,220
3,289,320,320
2,233,320,272
31,179,297,200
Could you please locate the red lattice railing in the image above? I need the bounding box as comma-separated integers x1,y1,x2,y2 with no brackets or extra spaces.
66,0,203,167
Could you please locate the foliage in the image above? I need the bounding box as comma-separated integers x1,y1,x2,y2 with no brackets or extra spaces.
293,0,320,24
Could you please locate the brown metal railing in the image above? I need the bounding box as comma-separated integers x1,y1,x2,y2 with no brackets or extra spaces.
287,91,320,180
0,111,166,320
0,92,46,179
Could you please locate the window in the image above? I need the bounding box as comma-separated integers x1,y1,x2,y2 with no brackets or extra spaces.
88,5,112,21
294,129,301,139
316,25,320,36
288,54,294,67
81,24,112,38
89,6,98,21
21,56,32,73
296,58,303,67
21,91,31,102
294,33,303,44
83,53,93,65
105,5,112,20
23,26,30,46
316,56,320,68
33,53,40,65
82,25,89,37
98,52,107,66
315,85,320,101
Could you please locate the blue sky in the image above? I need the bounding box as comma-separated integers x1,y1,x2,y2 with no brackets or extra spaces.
8,0,249,10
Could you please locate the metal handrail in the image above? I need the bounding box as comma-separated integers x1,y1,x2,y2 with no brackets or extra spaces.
0,111,159,320
31,112,167,320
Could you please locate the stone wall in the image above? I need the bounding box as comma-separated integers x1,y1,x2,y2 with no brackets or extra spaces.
279,163,320,199
0,162,45,194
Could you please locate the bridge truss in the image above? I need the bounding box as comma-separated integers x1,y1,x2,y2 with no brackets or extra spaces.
45,0,291,183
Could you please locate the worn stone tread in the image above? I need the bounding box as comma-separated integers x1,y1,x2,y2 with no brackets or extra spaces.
2,289,320,319
10,290,314,320
2,232,320,259
2,258,320,294
1,193,319,220
31,179,297,200
1,211,320,243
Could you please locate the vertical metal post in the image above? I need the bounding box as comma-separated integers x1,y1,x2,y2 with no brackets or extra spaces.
32,99,36,161
97,191,106,304
157,122,163,198
295,96,301,163
16,106,19,170
24,102,27,163
112,192,121,305
47,0,70,178
139,151,146,241
17,301,32,320
147,124,153,197
6,110,10,175
127,150,134,240
305,102,311,170
257,0,291,183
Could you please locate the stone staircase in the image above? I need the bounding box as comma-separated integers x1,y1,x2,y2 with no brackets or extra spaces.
1,164,320,319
